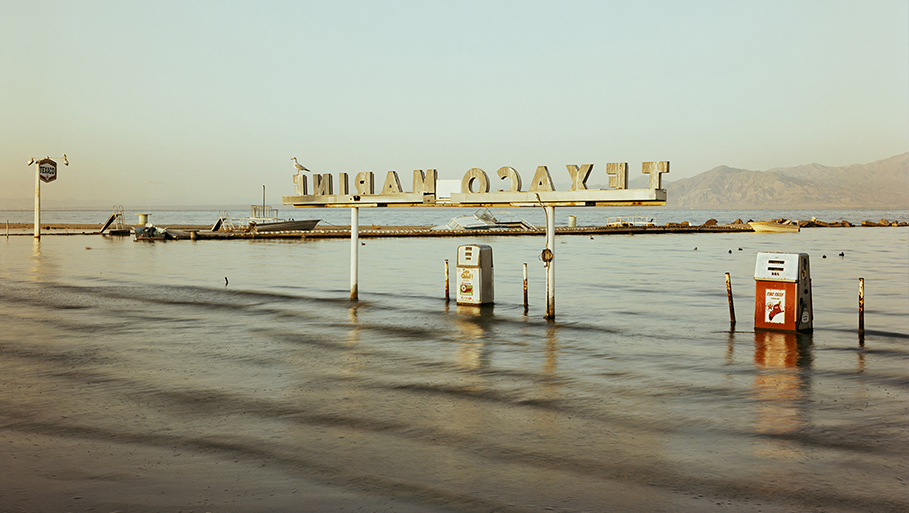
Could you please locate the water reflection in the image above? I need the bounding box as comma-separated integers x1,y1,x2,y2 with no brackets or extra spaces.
29,239,43,280
453,305,495,371
725,330,736,364
753,331,813,368
342,304,363,379
540,323,562,405
752,331,813,459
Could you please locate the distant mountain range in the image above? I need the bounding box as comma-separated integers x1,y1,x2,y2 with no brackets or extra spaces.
658,153,908,209
4,153,907,210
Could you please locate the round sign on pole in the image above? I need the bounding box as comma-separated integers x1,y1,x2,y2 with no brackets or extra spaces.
38,158,57,183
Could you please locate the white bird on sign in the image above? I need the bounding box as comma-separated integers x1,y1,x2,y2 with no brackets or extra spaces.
291,157,311,172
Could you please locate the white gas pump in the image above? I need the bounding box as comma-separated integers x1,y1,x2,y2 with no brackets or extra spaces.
456,244,494,305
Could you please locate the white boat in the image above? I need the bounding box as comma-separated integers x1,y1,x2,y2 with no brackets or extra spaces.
748,219,800,233
432,208,535,231
213,205,319,233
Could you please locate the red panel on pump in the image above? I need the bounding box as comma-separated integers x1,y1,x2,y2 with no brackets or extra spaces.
755,281,798,331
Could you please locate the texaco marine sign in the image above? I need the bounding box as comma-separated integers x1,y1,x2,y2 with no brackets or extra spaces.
282,161,669,208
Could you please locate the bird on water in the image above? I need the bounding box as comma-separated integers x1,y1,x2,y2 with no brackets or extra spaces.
291,157,311,173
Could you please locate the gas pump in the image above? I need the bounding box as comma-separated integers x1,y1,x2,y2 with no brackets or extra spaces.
754,252,813,332
456,244,494,305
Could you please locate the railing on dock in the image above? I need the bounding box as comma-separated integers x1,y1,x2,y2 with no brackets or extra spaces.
603,216,656,227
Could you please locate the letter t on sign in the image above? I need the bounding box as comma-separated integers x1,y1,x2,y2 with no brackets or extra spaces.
642,161,669,190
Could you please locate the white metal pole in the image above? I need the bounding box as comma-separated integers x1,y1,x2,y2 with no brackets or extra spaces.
545,205,555,319
350,206,359,300
34,163,40,239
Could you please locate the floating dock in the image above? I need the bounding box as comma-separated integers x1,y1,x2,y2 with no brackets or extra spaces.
185,222,752,240
6,218,905,238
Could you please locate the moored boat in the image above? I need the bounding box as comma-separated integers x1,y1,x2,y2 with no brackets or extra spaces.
131,225,188,241
250,218,320,232
748,219,800,233
432,208,534,231
213,205,319,233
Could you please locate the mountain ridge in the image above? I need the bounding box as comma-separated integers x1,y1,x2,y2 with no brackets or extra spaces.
663,153,908,209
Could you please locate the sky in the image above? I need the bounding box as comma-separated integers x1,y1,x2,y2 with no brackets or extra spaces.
2,0,907,207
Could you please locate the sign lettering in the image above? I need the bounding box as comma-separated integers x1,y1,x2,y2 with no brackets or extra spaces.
607,162,627,189
566,164,593,191
496,166,521,192
382,171,404,194
528,165,555,192
462,168,490,194
284,161,669,207
38,159,57,183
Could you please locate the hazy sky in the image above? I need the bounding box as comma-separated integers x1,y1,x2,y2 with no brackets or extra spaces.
2,0,907,207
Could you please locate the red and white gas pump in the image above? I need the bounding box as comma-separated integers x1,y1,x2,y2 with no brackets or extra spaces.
754,252,813,333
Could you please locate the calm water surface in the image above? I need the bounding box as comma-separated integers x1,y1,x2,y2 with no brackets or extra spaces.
1,218,907,512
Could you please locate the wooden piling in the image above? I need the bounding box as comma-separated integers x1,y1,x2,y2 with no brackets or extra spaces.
523,262,528,307
858,277,865,339
444,259,450,302
725,272,736,327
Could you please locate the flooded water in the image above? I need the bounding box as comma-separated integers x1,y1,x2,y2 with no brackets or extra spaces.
1,212,907,512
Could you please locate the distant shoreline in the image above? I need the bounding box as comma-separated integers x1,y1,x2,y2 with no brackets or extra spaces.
4,218,906,238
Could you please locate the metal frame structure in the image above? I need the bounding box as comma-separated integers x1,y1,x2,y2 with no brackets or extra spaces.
283,162,669,319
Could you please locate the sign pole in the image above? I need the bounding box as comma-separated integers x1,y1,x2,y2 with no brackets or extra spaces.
30,156,64,239
545,205,555,319
34,162,41,239
350,206,359,301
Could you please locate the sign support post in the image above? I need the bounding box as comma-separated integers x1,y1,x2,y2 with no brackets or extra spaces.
350,206,359,301
545,205,555,320
34,161,41,239
29,156,66,239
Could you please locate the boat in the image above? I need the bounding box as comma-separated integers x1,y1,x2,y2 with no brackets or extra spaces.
432,208,535,231
213,205,319,233
250,218,320,232
131,225,188,241
748,219,800,233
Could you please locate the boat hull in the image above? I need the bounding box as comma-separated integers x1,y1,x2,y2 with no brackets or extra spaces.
251,219,320,232
748,221,800,233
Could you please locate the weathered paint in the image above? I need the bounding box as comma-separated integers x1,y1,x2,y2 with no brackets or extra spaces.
444,259,450,303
